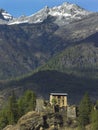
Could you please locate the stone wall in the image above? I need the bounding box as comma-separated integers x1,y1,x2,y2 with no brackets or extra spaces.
67,106,77,118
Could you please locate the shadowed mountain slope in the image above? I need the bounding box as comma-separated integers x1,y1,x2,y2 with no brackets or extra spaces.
0,70,98,104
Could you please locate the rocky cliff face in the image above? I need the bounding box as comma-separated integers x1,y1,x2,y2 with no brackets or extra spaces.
3,111,64,130
3,110,91,130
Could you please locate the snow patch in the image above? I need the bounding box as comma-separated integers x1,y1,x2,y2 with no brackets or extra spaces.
8,20,28,25
2,12,13,20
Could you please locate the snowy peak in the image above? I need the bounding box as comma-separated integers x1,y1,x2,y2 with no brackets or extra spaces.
0,2,92,25
0,9,13,21
49,2,90,17
9,6,50,25
0,9,13,24
11,2,91,26
47,2,91,25
31,2,90,23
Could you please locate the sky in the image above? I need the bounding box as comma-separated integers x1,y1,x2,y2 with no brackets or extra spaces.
0,0,98,17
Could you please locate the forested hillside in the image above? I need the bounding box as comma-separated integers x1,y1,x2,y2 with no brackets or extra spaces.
0,13,98,79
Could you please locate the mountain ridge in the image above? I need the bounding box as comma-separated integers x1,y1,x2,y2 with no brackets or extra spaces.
0,2,98,104
0,2,91,25
0,11,98,79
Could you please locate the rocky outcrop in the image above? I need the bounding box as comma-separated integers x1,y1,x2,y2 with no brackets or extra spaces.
3,111,64,130
18,111,43,130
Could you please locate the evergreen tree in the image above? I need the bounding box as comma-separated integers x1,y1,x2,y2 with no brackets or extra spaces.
18,90,36,115
78,93,92,129
0,108,8,129
91,110,98,130
18,97,25,117
0,90,36,129
7,91,19,124
24,90,36,112
91,101,98,130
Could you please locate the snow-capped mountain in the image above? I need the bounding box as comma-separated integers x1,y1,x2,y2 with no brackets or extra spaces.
0,2,91,26
0,9,13,24
9,2,91,26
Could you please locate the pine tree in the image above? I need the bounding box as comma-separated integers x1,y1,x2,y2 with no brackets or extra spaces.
0,108,8,129
91,110,98,130
78,93,92,129
18,90,36,115
7,91,19,124
24,90,36,112
18,97,25,117
91,101,98,130
0,90,36,129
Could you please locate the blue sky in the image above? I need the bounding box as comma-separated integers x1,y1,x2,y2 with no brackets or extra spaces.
0,0,98,17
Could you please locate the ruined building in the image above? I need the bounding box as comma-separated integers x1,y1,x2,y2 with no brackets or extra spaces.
50,93,68,108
